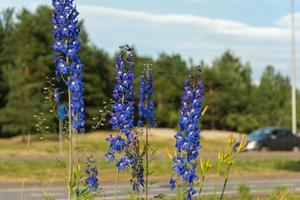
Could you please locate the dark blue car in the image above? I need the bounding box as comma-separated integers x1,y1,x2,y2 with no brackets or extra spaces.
234,127,300,151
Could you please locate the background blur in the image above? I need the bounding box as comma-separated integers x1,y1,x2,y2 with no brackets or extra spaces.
1,1,300,199
0,0,299,138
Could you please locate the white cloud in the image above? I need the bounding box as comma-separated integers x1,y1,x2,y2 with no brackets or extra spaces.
79,5,290,40
76,5,300,85
274,12,300,29
1,2,299,86
0,0,14,9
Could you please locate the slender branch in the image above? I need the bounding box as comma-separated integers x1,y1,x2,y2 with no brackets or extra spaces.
144,64,151,200
59,119,63,155
181,180,185,200
145,126,149,200
220,166,231,200
75,126,78,166
67,56,73,200
198,175,205,196
220,177,228,200
114,169,119,200
67,86,73,200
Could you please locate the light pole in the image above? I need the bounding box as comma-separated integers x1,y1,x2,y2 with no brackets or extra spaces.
290,0,297,134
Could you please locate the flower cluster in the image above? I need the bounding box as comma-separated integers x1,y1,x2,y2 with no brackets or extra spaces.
138,64,155,127
169,176,176,191
129,133,145,192
171,70,205,200
85,156,99,191
105,45,135,169
131,155,145,191
105,45,144,192
52,0,85,131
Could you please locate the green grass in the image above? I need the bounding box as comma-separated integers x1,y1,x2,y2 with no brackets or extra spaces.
0,131,300,182
1,157,299,181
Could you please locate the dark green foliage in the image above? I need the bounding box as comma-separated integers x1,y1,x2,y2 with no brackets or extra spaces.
0,6,299,137
0,8,14,113
80,44,113,129
0,7,53,138
254,66,292,129
0,6,114,137
201,52,254,132
201,52,296,133
153,53,188,127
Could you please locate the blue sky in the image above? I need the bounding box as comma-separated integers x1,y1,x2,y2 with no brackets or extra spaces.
1,0,300,85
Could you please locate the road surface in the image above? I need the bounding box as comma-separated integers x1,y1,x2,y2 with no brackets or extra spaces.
1,178,300,200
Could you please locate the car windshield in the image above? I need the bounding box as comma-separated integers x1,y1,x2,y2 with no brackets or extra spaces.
248,128,273,141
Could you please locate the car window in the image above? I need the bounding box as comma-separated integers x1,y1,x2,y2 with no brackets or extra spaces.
248,128,272,140
275,129,292,138
271,130,280,137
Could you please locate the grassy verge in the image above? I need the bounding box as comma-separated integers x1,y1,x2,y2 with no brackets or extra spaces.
0,131,299,182
1,157,300,181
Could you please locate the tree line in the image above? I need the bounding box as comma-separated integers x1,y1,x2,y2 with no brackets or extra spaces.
0,6,299,137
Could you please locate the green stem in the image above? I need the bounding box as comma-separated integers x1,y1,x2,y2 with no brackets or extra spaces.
198,175,205,196
220,167,231,200
145,126,149,200
213,173,219,199
220,177,228,200
214,161,223,199
175,183,180,200
74,128,79,190
66,55,75,200
181,180,185,200
114,169,119,200
144,64,151,200
67,87,73,200
75,128,78,166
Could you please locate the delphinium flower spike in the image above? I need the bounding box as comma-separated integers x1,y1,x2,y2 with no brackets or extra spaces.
52,0,85,132
137,63,156,199
138,63,155,127
85,155,99,191
170,67,205,200
51,1,85,199
105,45,140,191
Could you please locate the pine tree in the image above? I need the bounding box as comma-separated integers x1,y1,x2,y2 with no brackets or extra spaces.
0,7,53,139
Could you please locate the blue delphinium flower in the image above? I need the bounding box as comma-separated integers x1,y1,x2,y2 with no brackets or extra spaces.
116,155,131,171
137,64,155,127
85,156,99,191
57,104,67,120
106,45,142,190
106,44,135,159
130,147,145,192
106,135,125,153
52,0,85,132
169,176,176,191
105,45,145,192
171,68,205,199
109,45,135,145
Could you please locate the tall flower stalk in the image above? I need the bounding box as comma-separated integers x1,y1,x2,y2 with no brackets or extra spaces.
138,63,155,128
105,45,139,195
52,0,85,199
170,67,204,200
138,63,155,199
85,155,99,192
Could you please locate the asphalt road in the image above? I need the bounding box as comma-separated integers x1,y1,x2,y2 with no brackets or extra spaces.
1,178,300,200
